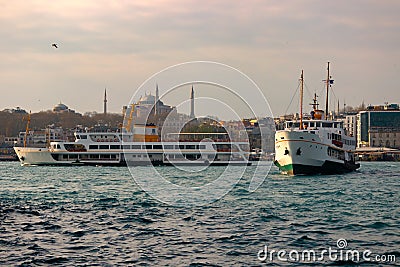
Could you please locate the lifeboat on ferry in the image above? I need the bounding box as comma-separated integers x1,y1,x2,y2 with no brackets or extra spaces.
311,109,325,120
332,140,343,148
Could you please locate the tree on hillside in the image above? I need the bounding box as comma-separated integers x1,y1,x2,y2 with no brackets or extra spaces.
0,111,123,136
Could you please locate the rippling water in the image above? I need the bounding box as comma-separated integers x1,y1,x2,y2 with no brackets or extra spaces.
0,162,399,266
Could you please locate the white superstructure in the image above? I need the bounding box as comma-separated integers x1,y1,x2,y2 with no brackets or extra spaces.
14,130,251,166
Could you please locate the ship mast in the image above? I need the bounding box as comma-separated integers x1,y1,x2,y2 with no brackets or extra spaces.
299,70,304,130
23,111,31,148
325,62,332,118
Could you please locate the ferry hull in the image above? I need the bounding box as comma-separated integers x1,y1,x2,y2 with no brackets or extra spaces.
14,147,251,167
274,160,360,175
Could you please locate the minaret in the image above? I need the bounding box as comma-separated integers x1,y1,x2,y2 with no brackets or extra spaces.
190,85,195,119
104,88,107,115
155,83,159,115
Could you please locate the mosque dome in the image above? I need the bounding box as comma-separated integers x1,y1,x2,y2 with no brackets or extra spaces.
53,102,69,112
139,94,156,105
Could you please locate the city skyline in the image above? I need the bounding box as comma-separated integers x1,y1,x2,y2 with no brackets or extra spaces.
1,1,400,119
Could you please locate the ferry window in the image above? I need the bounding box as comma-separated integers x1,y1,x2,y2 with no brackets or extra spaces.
199,145,206,149
146,145,152,150
186,145,196,149
81,135,87,139
309,122,315,127
131,145,141,149
57,144,61,149
164,145,173,149
179,145,185,150
327,133,330,139
110,154,117,159
122,145,131,149
89,145,98,149
322,122,333,128
76,135,80,139
152,129,156,134
132,155,136,158
99,145,109,149
142,145,147,149
153,145,162,149
110,145,120,149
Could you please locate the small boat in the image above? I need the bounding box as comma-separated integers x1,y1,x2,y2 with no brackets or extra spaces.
274,63,360,175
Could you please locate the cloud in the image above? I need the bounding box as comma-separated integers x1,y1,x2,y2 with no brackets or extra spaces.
1,1,400,116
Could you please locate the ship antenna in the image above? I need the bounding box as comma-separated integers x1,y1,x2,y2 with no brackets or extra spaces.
299,70,304,130
310,93,319,111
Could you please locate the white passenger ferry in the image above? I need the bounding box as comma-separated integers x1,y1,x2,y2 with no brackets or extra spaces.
14,125,251,166
274,63,360,175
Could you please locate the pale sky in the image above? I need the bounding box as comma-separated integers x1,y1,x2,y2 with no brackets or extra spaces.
1,1,400,119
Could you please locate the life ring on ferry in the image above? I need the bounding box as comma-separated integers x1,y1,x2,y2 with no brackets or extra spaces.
101,139,105,142
114,138,118,142
97,139,100,142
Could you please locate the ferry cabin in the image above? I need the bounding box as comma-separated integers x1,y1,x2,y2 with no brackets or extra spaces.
283,120,356,151
42,132,250,166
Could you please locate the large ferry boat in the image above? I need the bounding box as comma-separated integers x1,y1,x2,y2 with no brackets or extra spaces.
274,63,360,175
14,124,251,166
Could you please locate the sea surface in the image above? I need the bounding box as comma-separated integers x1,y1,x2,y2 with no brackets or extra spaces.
0,161,399,266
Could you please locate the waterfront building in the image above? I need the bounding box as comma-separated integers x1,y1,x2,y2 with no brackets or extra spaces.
357,108,400,148
17,127,66,147
343,114,357,138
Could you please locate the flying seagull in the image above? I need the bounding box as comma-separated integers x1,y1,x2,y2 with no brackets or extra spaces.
52,43,58,48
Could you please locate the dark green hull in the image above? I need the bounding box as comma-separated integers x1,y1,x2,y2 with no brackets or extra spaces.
274,160,360,175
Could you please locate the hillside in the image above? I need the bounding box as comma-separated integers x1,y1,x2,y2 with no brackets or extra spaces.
0,111,123,136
